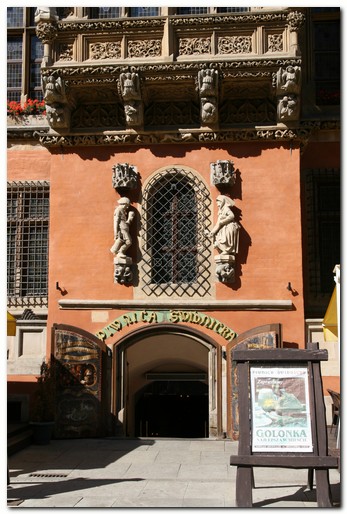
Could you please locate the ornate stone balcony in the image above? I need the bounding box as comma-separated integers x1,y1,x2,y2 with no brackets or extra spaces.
12,7,332,148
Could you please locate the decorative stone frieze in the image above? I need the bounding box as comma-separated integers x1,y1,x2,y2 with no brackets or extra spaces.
179,37,211,55
267,34,283,52
210,160,236,187
287,11,305,31
127,39,161,58
217,35,252,54
171,13,287,27
35,124,320,147
57,42,74,61
90,41,121,60
112,163,139,189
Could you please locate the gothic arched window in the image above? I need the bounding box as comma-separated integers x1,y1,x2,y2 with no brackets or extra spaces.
141,168,212,297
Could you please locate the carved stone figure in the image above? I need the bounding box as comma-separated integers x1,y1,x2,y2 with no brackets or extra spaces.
198,65,219,125
216,262,235,283
110,197,135,257
120,71,141,101
198,67,218,97
46,104,71,129
114,264,133,284
278,94,299,121
210,160,236,187
43,75,71,130
201,98,218,124
112,163,139,189
34,7,58,23
43,76,67,104
276,65,301,94
209,195,240,256
119,70,143,127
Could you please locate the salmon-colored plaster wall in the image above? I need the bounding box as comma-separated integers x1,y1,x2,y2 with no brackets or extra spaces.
7,145,51,181
45,142,305,348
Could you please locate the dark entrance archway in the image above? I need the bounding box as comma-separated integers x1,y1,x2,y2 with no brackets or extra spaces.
135,380,209,437
113,324,222,438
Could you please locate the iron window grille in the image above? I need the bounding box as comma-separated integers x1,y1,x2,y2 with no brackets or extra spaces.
304,169,340,300
7,181,50,308
140,168,212,297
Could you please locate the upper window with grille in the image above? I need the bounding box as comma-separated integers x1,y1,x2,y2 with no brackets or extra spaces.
7,181,50,308
140,168,212,297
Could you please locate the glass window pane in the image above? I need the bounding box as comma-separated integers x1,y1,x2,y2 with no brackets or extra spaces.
7,38,23,60
129,7,159,17
7,7,24,27
7,91,21,102
177,7,208,15
7,63,22,88
31,36,44,60
217,7,250,13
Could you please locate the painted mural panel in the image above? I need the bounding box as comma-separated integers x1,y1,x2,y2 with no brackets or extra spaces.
53,324,110,438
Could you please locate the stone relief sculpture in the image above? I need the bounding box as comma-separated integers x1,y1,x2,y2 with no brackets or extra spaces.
277,65,301,94
210,195,240,256
275,65,301,122
278,94,299,121
110,197,135,284
112,163,139,189
34,6,58,23
207,195,240,283
210,160,236,187
43,75,71,130
197,65,219,125
119,69,143,128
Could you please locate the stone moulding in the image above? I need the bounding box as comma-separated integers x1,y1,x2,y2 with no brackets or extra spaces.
56,18,166,34
58,298,294,311
40,59,302,81
33,124,320,147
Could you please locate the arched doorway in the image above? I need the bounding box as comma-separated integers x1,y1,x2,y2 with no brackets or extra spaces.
135,380,208,437
113,324,222,438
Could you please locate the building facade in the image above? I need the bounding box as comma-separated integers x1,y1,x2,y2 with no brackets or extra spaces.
7,6,340,438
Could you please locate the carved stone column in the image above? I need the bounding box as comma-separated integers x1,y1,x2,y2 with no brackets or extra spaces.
35,7,58,66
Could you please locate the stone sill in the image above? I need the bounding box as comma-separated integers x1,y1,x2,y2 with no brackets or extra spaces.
59,299,294,311
7,115,48,128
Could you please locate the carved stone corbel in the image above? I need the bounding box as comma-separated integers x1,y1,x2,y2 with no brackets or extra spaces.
112,163,139,190
210,160,236,187
43,75,72,130
197,64,219,126
118,68,144,129
275,65,301,122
